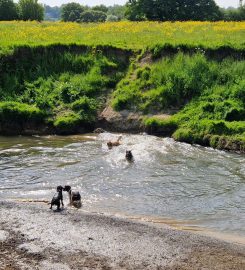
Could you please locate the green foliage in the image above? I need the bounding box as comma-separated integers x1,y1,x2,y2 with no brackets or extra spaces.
106,15,119,22
107,5,126,20
0,101,45,123
80,10,107,23
126,0,222,21
18,0,44,21
222,7,245,21
0,45,129,133
61,2,85,22
0,0,18,20
44,5,61,21
54,112,81,134
144,117,178,135
112,53,219,112
172,128,195,144
92,5,108,13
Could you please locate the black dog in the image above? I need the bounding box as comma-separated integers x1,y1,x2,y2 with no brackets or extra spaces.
63,185,82,208
50,185,64,210
126,150,133,162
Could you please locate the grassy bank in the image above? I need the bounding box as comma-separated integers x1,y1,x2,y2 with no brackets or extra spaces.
0,45,131,134
134,53,245,152
0,21,244,151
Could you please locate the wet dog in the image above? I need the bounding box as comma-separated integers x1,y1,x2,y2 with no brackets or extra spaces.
107,136,122,149
50,185,64,210
63,185,82,208
126,150,133,162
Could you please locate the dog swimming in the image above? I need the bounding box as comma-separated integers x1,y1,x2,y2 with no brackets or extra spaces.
107,135,122,149
126,150,134,162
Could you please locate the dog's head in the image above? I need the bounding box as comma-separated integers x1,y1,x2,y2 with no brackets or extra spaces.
107,141,113,148
126,150,133,160
63,185,71,192
56,185,63,192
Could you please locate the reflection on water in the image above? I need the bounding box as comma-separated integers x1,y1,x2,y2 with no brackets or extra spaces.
0,134,244,238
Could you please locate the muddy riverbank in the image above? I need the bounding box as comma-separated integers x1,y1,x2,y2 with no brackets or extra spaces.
0,201,245,270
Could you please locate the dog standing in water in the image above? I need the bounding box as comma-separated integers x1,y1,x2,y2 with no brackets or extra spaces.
126,150,134,162
107,135,122,149
50,186,64,210
63,185,82,208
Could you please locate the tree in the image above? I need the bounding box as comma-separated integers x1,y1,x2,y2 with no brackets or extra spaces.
107,5,127,20
222,6,245,21
126,0,222,21
61,2,85,22
106,14,119,22
0,0,18,20
92,5,108,13
18,0,44,21
80,10,107,23
44,5,61,21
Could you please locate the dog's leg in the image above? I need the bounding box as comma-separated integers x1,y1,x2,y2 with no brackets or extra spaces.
57,201,60,210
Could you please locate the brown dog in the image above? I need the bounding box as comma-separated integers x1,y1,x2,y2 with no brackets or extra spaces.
107,136,122,149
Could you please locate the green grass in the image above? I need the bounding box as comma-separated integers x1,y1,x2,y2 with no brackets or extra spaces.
0,21,245,52
0,45,130,132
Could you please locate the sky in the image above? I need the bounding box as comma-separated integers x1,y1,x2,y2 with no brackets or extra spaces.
38,0,239,8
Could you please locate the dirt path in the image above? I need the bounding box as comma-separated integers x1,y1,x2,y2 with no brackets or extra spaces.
0,201,245,270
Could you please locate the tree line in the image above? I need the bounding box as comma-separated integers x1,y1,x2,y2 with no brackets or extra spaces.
1,0,245,22
0,0,44,21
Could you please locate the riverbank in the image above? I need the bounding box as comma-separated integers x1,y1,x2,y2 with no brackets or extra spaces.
0,200,245,270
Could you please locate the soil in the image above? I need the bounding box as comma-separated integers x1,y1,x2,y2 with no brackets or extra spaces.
0,200,245,270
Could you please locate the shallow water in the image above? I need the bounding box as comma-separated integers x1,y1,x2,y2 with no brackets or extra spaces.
0,134,244,238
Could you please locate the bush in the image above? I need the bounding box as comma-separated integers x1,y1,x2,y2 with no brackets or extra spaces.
54,112,81,134
80,10,107,22
172,128,195,144
144,117,178,135
106,15,119,22
71,97,98,123
0,101,45,123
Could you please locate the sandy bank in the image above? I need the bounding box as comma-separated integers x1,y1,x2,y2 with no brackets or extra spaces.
0,201,245,270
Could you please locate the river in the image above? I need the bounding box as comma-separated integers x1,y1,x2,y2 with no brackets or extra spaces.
0,133,244,241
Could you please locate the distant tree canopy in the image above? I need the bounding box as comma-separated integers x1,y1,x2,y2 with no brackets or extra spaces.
92,4,108,13
107,5,127,20
0,0,18,20
18,0,44,21
80,10,107,23
222,6,245,21
126,0,222,21
61,2,85,22
44,5,61,21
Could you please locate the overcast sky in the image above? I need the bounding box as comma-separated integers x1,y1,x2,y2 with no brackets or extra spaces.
38,0,239,8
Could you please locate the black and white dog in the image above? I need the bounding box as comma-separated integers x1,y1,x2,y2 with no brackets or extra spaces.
50,185,64,210
63,185,82,208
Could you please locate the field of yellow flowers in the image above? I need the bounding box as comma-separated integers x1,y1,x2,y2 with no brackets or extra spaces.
0,21,245,50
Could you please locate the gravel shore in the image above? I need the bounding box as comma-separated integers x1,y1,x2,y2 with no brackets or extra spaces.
0,201,245,270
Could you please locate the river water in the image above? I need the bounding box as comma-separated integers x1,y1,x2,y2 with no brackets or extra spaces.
0,134,244,240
